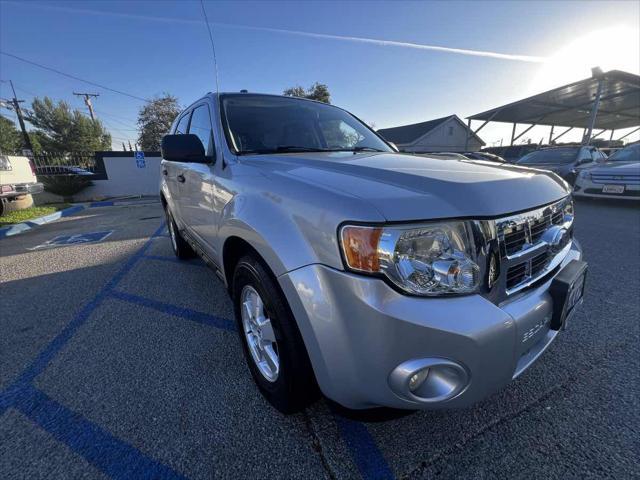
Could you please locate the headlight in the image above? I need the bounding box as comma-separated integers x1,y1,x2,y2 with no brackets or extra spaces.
578,170,590,179
564,199,574,216
340,221,480,296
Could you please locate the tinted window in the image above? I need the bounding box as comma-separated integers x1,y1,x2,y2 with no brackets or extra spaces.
221,94,391,155
607,144,640,162
175,114,190,135
188,104,214,157
518,147,580,165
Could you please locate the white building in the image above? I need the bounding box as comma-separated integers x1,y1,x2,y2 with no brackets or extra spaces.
378,115,485,153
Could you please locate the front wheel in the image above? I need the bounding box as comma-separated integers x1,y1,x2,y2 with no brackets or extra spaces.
232,254,318,413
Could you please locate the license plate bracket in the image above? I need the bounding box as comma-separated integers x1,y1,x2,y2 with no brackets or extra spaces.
549,260,588,330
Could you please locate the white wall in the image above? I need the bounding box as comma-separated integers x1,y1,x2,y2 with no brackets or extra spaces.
402,118,483,153
75,155,162,201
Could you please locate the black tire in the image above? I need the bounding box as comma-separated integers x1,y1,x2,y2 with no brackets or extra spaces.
165,208,196,259
232,254,318,413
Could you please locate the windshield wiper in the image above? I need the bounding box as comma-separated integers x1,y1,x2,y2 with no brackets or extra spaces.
330,146,386,153
274,146,332,153
238,146,332,155
238,145,386,155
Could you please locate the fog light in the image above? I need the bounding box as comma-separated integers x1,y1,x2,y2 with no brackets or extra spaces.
389,358,469,403
409,369,429,392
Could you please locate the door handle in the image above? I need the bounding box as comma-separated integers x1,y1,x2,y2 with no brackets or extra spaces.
162,169,168,176
177,174,186,183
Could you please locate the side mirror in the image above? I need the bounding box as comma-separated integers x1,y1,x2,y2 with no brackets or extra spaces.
388,142,400,152
161,134,206,163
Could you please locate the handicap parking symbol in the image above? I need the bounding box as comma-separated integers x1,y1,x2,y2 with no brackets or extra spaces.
135,151,146,168
29,230,114,250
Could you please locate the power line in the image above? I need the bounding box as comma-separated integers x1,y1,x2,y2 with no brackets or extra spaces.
92,109,138,128
77,111,137,132
0,51,151,103
3,80,138,128
0,79,38,98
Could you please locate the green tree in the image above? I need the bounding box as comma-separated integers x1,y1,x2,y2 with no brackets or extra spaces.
26,97,111,152
137,94,181,151
283,82,331,104
0,116,24,154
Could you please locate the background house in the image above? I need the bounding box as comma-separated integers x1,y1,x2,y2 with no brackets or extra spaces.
378,115,485,153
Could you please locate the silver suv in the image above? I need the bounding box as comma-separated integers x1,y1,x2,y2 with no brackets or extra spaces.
160,93,587,413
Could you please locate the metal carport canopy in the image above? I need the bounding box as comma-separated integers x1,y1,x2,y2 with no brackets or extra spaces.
466,70,640,146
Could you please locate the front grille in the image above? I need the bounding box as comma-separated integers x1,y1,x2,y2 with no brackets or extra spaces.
591,173,640,185
503,225,527,255
502,208,565,256
506,263,528,289
497,198,572,295
530,251,549,276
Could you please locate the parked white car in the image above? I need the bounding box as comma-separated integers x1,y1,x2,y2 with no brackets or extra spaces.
0,155,44,215
574,144,640,200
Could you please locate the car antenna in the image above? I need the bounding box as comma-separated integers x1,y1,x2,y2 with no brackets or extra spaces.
199,0,220,101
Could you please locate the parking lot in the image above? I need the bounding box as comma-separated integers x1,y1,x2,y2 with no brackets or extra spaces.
1,198,638,480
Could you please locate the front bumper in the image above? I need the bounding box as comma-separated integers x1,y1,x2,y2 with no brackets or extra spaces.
574,178,640,200
278,240,583,410
0,182,44,198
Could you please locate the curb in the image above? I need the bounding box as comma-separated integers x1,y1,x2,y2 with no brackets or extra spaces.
0,199,160,239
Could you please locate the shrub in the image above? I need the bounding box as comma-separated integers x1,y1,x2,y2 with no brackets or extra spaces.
41,175,93,197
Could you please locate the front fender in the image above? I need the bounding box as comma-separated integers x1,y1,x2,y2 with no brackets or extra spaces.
217,192,346,278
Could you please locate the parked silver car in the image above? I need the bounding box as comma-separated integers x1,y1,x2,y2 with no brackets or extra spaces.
160,93,587,413
574,144,640,200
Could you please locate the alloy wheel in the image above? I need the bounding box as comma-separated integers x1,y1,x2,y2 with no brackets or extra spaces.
240,285,279,382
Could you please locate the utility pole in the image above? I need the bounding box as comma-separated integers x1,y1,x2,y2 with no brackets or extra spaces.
73,92,99,120
7,80,33,153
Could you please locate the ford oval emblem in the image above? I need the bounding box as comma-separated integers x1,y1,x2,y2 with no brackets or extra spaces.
542,226,568,253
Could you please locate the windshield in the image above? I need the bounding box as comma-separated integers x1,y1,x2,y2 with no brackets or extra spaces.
221,94,392,155
606,144,640,162
518,147,580,165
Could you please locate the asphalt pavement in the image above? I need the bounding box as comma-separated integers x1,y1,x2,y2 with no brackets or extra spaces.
1,198,638,479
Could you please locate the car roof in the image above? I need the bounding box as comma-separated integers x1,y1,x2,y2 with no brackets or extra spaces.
203,91,331,107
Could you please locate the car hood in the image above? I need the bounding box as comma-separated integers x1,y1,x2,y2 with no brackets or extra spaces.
584,161,640,175
243,152,569,221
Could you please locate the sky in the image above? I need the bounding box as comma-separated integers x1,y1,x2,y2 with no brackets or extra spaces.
1,0,639,150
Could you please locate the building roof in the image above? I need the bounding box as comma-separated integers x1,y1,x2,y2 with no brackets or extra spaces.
468,70,640,130
377,116,454,144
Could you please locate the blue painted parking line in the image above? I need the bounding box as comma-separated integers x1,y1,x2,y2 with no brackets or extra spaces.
90,200,115,207
2,220,393,480
2,224,165,410
142,254,207,267
0,205,86,239
109,290,235,331
0,199,161,239
15,385,186,480
335,415,394,480
0,224,175,479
